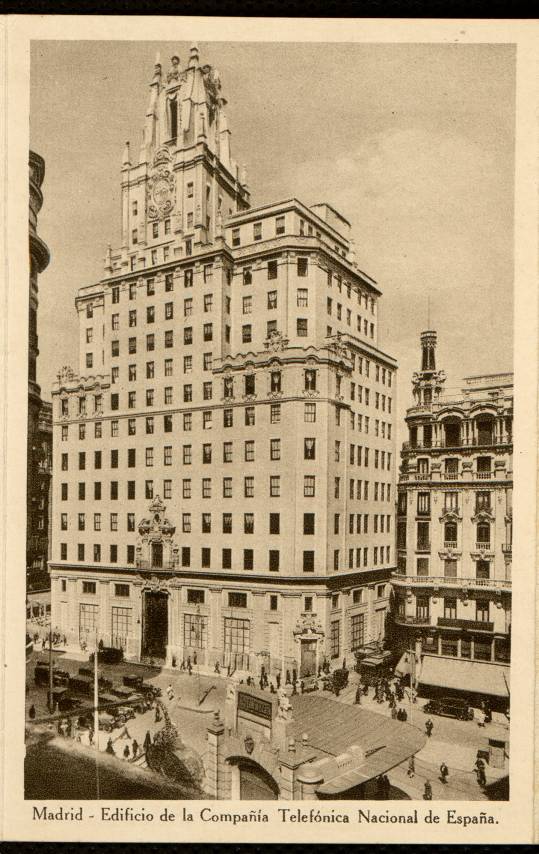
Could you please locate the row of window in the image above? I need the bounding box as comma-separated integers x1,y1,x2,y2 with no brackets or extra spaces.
398,557,494,580
397,520,495,550
60,509,392,538
59,543,390,573
60,440,390,470
326,299,375,338
59,407,392,446
60,475,392,503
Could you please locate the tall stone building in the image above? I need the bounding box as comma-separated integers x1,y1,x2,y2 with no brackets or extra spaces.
28,151,52,593
392,331,512,708
50,47,397,675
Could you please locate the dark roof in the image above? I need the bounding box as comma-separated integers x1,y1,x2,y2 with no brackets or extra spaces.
289,694,425,789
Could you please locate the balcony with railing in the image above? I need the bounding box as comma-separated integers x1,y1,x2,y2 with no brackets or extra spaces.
135,558,179,572
443,541,458,549
391,572,511,593
394,613,431,627
502,543,512,555
475,541,492,551
437,617,494,632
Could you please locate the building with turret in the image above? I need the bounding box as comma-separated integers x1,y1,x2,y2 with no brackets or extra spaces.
392,331,512,709
49,47,397,677
28,151,52,593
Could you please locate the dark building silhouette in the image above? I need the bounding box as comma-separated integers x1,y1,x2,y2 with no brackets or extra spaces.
28,151,52,592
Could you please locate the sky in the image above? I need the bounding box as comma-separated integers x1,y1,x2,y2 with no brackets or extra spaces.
30,41,515,443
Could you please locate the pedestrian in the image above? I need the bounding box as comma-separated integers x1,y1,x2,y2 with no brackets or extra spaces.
123,743,130,760
132,739,139,759
214,661,220,674
401,708,408,722
300,680,305,694
259,677,264,691
166,684,174,701
28,704,36,720
423,780,433,800
355,686,361,705
193,652,197,665
407,756,415,778
155,704,161,722
187,662,192,676
478,767,487,788
425,718,433,738
143,730,152,753
292,680,297,696
106,738,115,755
276,672,281,689
440,762,449,784
88,728,94,746
391,706,398,720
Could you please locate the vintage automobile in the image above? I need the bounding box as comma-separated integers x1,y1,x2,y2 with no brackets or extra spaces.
423,696,474,721
126,692,152,714
34,662,70,688
68,674,94,696
89,646,123,665
47,687,81,712
123,674,144,690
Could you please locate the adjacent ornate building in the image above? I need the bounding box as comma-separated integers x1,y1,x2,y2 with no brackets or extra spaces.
50,47,397,675
392,331,512,708
28,151,52,592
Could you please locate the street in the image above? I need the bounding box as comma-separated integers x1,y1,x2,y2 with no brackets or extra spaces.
25,652,508,801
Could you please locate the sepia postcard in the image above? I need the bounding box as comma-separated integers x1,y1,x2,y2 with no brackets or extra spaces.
1,14,538,845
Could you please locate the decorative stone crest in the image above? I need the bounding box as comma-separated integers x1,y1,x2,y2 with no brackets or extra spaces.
57,365,76,386
264,330,289,352
138,496,176,538
140,575,170,593
293,612,324,639
147,152,176,221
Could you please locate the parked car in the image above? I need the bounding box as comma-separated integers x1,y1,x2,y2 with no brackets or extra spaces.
89,647,123,665
123,674,144,690
423,696,474,721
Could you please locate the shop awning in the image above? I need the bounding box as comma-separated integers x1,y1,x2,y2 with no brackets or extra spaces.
419,655,509,697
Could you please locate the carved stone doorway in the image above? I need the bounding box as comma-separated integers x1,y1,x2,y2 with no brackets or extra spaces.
142,591,168,660
300,639,317,677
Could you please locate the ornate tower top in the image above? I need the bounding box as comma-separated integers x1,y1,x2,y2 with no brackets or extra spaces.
412,330,446,406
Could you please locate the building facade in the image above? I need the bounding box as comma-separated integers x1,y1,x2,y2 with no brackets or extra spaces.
50,47,397,675
28,151,52,592
392,331,512,704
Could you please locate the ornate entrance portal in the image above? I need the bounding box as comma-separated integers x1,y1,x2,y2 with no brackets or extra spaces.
142,591,168,660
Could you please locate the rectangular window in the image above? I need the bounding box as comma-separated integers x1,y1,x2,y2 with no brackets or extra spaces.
330,621,340,658
303,550,314,572
270,404,281,423
146,333,155,351
297,318,308,337
269,513,280,535
296,288,310,313
242,324,252,343
304,475,315,497
269,476,280,497
244,440,255,462
223,477,232,498
243,549,254,570
244,476,254,498
253,222,262,241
